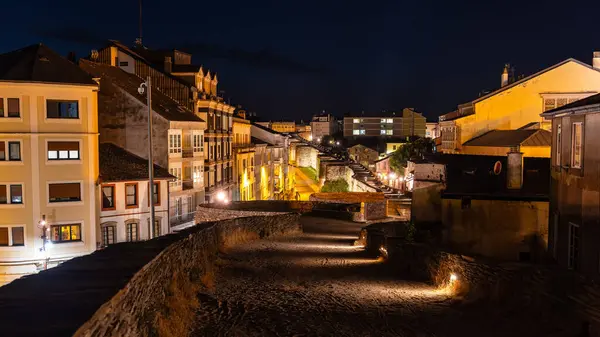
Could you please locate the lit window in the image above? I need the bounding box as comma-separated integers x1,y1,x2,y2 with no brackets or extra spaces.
49,182,81,202
51,223,82,243
381,130,386,135
353,130,360,135
386,130,393,135
48,141,79,160
0,226,25,246
360,130,365,135
571,122,583,168
381,118,386,123
47,100,79,119
353,119,360,123
386,119,393,123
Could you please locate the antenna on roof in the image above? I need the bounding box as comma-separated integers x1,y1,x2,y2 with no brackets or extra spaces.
137,0,143,45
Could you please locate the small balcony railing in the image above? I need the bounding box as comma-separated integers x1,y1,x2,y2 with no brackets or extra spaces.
182,179,194,190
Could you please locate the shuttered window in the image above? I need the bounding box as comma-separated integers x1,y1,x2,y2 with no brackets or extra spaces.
49,183,81,202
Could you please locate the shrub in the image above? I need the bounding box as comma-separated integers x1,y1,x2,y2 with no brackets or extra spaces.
321,179,349,193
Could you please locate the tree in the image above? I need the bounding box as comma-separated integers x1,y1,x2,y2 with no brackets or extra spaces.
321,179,349,193
389,137,434,171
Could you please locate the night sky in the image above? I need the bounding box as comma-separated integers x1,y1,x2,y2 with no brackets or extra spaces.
2,0,599,121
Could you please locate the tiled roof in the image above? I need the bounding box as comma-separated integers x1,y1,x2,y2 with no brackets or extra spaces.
541,92,600,116
99,143,174,182
439,154,550,201
0,43,97,85
79,59,203,122
462,129,550,147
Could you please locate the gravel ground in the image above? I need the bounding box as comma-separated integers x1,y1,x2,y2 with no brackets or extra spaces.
191,216,574,337
195,207,287,224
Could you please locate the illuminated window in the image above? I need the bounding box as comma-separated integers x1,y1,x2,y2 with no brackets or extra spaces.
544,97,583,112
380,130,386,135
353,119,360,123
380,118,386,123
571,122,582,169
51,223,82,243
0,226,24,246
386,130,393,135
360,130,365,135
353,130,360,135
48,141,79,160
386,118,393,123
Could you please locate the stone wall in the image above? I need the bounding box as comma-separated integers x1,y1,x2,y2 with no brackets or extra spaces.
296,146,319,172
74,213,301,337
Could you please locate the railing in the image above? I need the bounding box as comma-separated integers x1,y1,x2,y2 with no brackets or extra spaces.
182,179,194,190
182,149,194,158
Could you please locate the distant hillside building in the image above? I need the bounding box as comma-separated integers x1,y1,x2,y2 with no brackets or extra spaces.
343,108,426,139
311,113,337,140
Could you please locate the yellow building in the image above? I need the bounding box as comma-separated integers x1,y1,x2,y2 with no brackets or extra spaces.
270,121,296,133
385,142,404,155
233,116,255,201
439,56,600,157
0,44,99,279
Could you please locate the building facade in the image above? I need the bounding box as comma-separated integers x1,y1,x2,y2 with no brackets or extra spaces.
426,122,439,139
0,44,99,277
343,108,426,138
439,55,600,155
93,41,234,204
98,143,172,246
311,113,336,140
233,116,255,201
80,59,206,229
542,93,600,279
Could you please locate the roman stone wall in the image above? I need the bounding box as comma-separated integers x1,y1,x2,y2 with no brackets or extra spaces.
296,146,319,171
73,213,301,337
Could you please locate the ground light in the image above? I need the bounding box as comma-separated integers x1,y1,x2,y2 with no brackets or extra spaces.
379,245,388,259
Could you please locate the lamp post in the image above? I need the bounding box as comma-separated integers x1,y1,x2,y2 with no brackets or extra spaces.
38,214,51,270
138,77,155,239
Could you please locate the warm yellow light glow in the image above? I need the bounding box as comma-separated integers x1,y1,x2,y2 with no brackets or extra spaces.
216,191,226,201
450,273,457,282
379,245,388,258
389,172,397,179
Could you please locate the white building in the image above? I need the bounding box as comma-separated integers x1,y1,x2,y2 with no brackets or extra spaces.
311,113,336,140
98,143,173,246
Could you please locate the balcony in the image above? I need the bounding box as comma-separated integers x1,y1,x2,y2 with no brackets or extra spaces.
182,149,194,158
182,179,194,190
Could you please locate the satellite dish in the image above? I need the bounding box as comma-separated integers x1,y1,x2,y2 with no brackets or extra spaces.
493,161,502,175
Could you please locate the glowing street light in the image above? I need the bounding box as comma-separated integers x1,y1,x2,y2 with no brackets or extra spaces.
216,191,226,202
449,273,457,282
389,172,397,180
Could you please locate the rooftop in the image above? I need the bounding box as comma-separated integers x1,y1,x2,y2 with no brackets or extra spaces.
99,143,174,182
462,129,551,147
79,59,203,122
0,43,97,86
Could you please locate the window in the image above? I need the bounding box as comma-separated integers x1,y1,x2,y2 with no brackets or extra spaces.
49,182,81,202
0,141,21,161
193,165,203,184
170,167,182,187
169,134,182,154
544,97,582,112
386,130,393,135
571,122,583,169
0,226,25,246
149,182,160,205
51,223,82,243
353,130,360,135
0,184,22,205
381,118,386,123
360,130,365,135
101,225,115,246
568,222,580,270
148,219,161,238
380,129,386,135
193,134,202,153
0,98,20,118
386,118,393,123
125,183,138,208
126,222,138,242
101,185,115,210
353,119,360,123
47,100,79,119
555,124,562,167
47,141,79,160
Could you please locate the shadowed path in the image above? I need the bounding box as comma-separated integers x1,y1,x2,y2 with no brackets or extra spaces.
191,216,575,336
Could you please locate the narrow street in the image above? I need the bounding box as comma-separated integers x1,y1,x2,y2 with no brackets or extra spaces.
191,216,571,336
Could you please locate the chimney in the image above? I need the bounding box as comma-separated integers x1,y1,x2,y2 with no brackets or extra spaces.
507,146,523,189
164,56,172,73
501,64,509,87
593,51,600,70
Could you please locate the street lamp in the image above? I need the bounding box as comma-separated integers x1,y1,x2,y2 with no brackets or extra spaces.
138,77,156,238
38,215,51,270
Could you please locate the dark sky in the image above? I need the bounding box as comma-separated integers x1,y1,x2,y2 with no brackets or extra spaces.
2,0,599,121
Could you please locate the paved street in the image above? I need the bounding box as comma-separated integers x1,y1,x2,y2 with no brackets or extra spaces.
191,216,570,336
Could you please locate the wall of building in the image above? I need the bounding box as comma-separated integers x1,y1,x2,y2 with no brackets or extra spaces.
0,82,99,275
441,198,549,261
73,213,302,337
460,145,551,158
348,145,379,168
99,180,170,244
458,61,600,146
296,146,319,171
